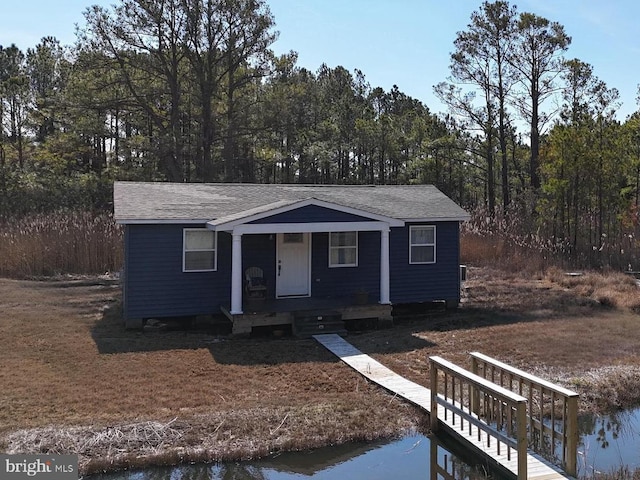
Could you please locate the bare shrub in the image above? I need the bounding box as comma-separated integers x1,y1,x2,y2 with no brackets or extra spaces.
543,269,639,309
570,366,640,412
461,233,548,274
5,419,188,458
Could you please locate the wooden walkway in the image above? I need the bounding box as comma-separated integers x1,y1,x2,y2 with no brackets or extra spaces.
314,334,574,480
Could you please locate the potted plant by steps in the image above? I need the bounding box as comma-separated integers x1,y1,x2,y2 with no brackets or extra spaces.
353,288,369,305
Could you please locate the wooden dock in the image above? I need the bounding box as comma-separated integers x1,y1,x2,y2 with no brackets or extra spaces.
314,334,574,480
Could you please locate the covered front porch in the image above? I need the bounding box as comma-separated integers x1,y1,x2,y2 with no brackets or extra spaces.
220,296,393,336
207,198,405,321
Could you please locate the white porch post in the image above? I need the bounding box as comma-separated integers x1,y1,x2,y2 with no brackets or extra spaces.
230,231,243,314
380,226,391,304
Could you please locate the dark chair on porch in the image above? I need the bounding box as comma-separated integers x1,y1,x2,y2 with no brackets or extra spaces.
245,266,267,299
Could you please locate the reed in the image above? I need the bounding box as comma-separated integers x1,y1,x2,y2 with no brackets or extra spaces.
585,466,640,479
0,210,123,277
461,206,640,273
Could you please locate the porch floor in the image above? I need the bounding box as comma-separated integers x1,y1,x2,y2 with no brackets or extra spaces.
221,297,392,335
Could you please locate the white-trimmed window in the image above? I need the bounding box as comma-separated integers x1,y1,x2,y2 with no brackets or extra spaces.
183,229,217,272
409,225,436,264
329,231,358,267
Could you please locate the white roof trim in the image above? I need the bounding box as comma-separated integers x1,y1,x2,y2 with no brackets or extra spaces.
116,215,469,225
212,221,392,235
116,218,210,225
404,216,471,222
208,199,300,225
210,197,404,229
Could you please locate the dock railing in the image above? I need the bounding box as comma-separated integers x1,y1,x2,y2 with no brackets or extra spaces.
470,352,579,477
430,355,529,479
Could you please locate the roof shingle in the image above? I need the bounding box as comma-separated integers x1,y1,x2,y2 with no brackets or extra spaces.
113,182,470,223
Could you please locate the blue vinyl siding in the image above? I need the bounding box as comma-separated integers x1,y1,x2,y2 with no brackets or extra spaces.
123,224,232,320
389,222,461,303
250,205,371,224
241,234,277,295
123,227,277,320
122,220,462,320
311,224,460,303
310,231,380,299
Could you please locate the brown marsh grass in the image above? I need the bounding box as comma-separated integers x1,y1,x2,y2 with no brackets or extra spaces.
544,266,640,310
0,277,421,475
2,207,640,476
461,231,550,274
0,211,122,277
3,265,640,476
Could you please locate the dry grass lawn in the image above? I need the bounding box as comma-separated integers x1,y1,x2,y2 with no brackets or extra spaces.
2,267,640,475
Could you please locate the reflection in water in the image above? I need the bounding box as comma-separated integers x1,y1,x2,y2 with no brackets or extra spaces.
85,408,640,479
86,435,498,480
578,408,640,475
429,435,494,480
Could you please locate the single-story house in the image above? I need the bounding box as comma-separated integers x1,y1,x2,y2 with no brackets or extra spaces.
113,182,470,334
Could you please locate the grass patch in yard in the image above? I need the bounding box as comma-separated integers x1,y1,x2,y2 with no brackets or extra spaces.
0,277,421,474
3,266,640,476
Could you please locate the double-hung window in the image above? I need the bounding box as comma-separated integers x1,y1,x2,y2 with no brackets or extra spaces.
409,225,436,264
183,229,216,272
329,231,358,267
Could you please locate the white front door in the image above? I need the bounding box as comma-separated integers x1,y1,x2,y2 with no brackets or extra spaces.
276,233,311,297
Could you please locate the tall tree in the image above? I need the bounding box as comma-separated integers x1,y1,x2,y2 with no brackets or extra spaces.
436,1,517,215
476,1,517,212
26,37,69,144
510,12,571,193
219,0,276,182
261,54,319,183
182,0,276,182
0,45,29,168
81,0,188,181
591,82,620,248
540,59,622,263
316,65,359,183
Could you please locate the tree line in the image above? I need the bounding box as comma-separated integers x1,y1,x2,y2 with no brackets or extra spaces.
437,1,640,268
1,0,640,268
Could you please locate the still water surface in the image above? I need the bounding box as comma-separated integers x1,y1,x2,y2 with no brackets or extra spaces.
86,434,493,480
579,407,640,475
87,408,640,480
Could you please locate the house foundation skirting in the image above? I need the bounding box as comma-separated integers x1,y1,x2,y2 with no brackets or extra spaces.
221,303,393,335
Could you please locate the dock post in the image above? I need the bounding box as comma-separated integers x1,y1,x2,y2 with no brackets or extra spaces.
565,395,579,477
430,361,439,432
470,356,479,415
516,401,528,479
429,437,438,480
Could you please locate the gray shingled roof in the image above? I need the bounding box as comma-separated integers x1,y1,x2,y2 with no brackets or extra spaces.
113,182,470,223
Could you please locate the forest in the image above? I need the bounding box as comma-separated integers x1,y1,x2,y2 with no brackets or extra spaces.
1,0,640,275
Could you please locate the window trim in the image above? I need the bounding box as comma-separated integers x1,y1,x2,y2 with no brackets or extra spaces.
329,231,358,268
183,228,217,272
409,225,436,264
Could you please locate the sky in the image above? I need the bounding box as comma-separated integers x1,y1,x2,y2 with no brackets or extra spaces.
1,0,639,121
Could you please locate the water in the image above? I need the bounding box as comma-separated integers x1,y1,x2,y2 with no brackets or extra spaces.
579,408,640,476
86,407,640,480
85,434,496,480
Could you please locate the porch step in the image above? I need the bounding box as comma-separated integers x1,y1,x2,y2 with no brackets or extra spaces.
293,310,346,338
